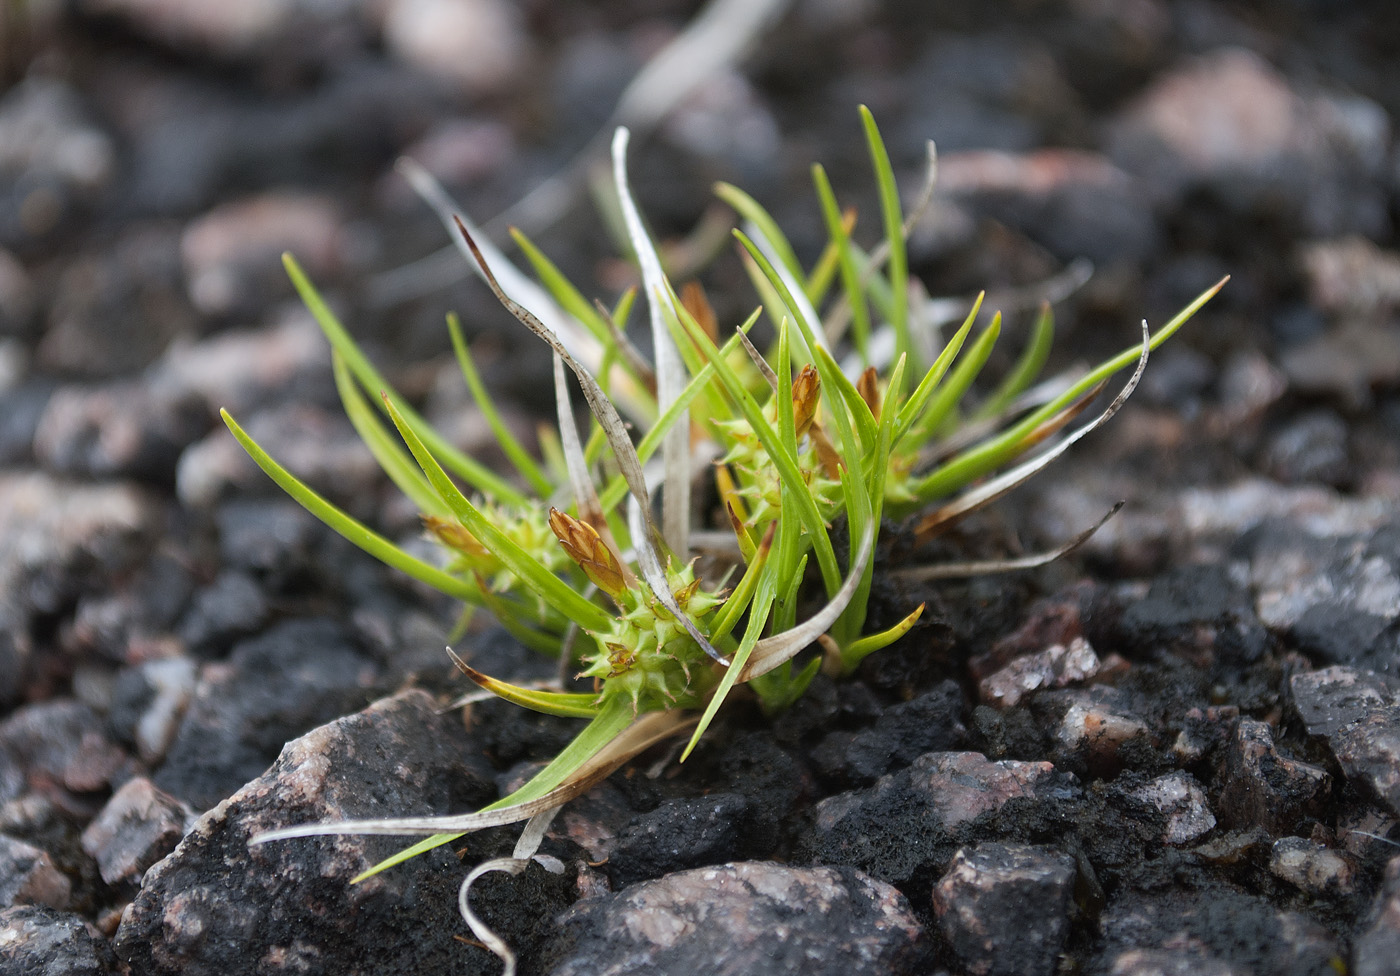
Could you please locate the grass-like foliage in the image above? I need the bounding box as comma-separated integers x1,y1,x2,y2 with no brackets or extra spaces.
230,109,1223,959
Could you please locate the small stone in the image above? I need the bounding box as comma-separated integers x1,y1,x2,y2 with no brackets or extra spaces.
542,862,925,976
1129,771,1216,845
127,657,199,764
1264,410,1350,487
33,379,210,483
1280,319,1400,409
980,637,1101,708
155,312,329,417
177,570,269,659
176,403,379,509
0,248,35,336
80,777,194,887
608,794,754,887
1330,707,1400,816
931,842,1075,976
1268,837,1358,897
153,618,384,809
113,691,506,976
1217,719,1330,834
1054,688,1150,765
0,835,71,909
812,681,966,784
1291,666,1398,739
0,905,118,976
937,148,1156,264
1099,888,1342,976
1354,855,1400,976
0,79,115,246
180,191,346,318
804,752,1072,882
381,0,526,95
1299,236,1400,316
1108,949,1243,976
38,224,195,378
0,701,128,805
970,592,1084,682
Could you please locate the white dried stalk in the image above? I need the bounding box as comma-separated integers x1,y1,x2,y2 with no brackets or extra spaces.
612,127,689,558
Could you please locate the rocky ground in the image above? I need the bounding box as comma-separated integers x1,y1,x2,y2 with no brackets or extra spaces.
1,1,1399,974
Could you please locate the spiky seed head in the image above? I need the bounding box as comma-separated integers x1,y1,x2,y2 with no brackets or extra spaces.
857,366,881,419
549,508,628,598
792,364,821,439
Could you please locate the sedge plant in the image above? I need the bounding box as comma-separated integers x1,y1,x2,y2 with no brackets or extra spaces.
231,109,1224,966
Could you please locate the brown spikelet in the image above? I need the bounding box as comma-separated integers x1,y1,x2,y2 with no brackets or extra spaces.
548,508,628,599
792,364,821,439
680,281,718,343
423,515,490,559
856,366,881,420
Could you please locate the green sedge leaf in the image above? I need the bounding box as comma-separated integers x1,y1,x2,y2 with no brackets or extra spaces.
331,354,445,517
221,409,479,602
906,312,1001,442
714,181,805,286
860,106,910,380
912,277,1227,502
682,583,776,761
448,652,600,718
894,294,983,441
672,309,842,597
813,163,872,362
974,303,1054,421
446,313,554,497
841,603,925,672
380,396,616,635
282,253,529,508
708,522,777,644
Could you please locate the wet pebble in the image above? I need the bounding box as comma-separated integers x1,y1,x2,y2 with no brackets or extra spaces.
541,862,925,976
802,752,1074,882
980,637,1101,709
0,834,71,909
937,148,1157,264
155,312,329,417
38,224,195,378
114,690,504,976
176,570,269,659
608,793,756,887
1098,888,1343,976
1052,687,1151,769
1279,319,1400,409
1268,837,1358,897
33,379,210,484
152,618,384,809
380,0,526,95
1106,47,1389,237
931,842,1075,976
80,777,194,888
1354,854,1400,976
108,657,199,765
1299,236,1400,317
812,681,966,784
180,191,348,318
1263,410,1350,487
1217,719,1330,834
1247,520,1400,672
0,78,114,248
1128,771,1216,845
0,905,118,976
0,701,128,807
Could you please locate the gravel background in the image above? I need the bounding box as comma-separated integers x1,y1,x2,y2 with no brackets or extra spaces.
1,1,1399,974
